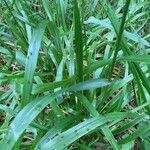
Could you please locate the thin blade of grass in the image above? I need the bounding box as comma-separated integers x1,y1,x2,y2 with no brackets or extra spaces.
108,0,131,79
74,0,83,82
118,124,150,145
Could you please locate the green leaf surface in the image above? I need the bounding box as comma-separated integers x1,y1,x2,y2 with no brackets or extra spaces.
22,22,47,107
38,112,136,150
67,79,110,92
0,95,54,150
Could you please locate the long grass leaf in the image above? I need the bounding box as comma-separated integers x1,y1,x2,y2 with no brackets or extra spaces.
38,112,135,150
22,22,47,107
109,0,131,78
74,0,83,82
0,95,54,150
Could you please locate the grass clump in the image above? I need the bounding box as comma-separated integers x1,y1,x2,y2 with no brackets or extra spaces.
0,0,150,149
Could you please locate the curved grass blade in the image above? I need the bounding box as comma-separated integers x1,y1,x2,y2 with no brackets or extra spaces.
36,114,83,148
85,17,150,47
36,116,108,150
38,112,135,150
0,95,54,150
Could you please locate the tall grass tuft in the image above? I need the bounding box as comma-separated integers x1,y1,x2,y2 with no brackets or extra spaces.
0,0,150,149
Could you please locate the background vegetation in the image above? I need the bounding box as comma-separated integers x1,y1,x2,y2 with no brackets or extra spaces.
0,0,150,149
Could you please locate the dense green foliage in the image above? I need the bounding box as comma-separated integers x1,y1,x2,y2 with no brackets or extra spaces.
0,0,150,149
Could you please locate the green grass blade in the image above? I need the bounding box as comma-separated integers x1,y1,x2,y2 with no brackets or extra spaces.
38,112,135,150
120,55,150,64
0,95,54,150
36,114,83,148
75,93,121,150
75,93,99,116
112,115,145,135
0,104,16,117
32,75,76,94
22,22,47,107
74,0,83,82
109,0,131,78
118,124,150,145
101,0,150,96
42,0,53,21
67,79,109,92
84,59,112,74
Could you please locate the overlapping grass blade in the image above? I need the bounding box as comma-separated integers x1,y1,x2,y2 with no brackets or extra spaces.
38,112,136,150
118,124,150,145
42,0,53,21
22,22,47,107
0,0,150,149
112,115,145,135
85,17,150,47
36,114,83,148
109,0,131,78
0,104,16,117
75,93,120,149
101,0,150,98
0,95,54,150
